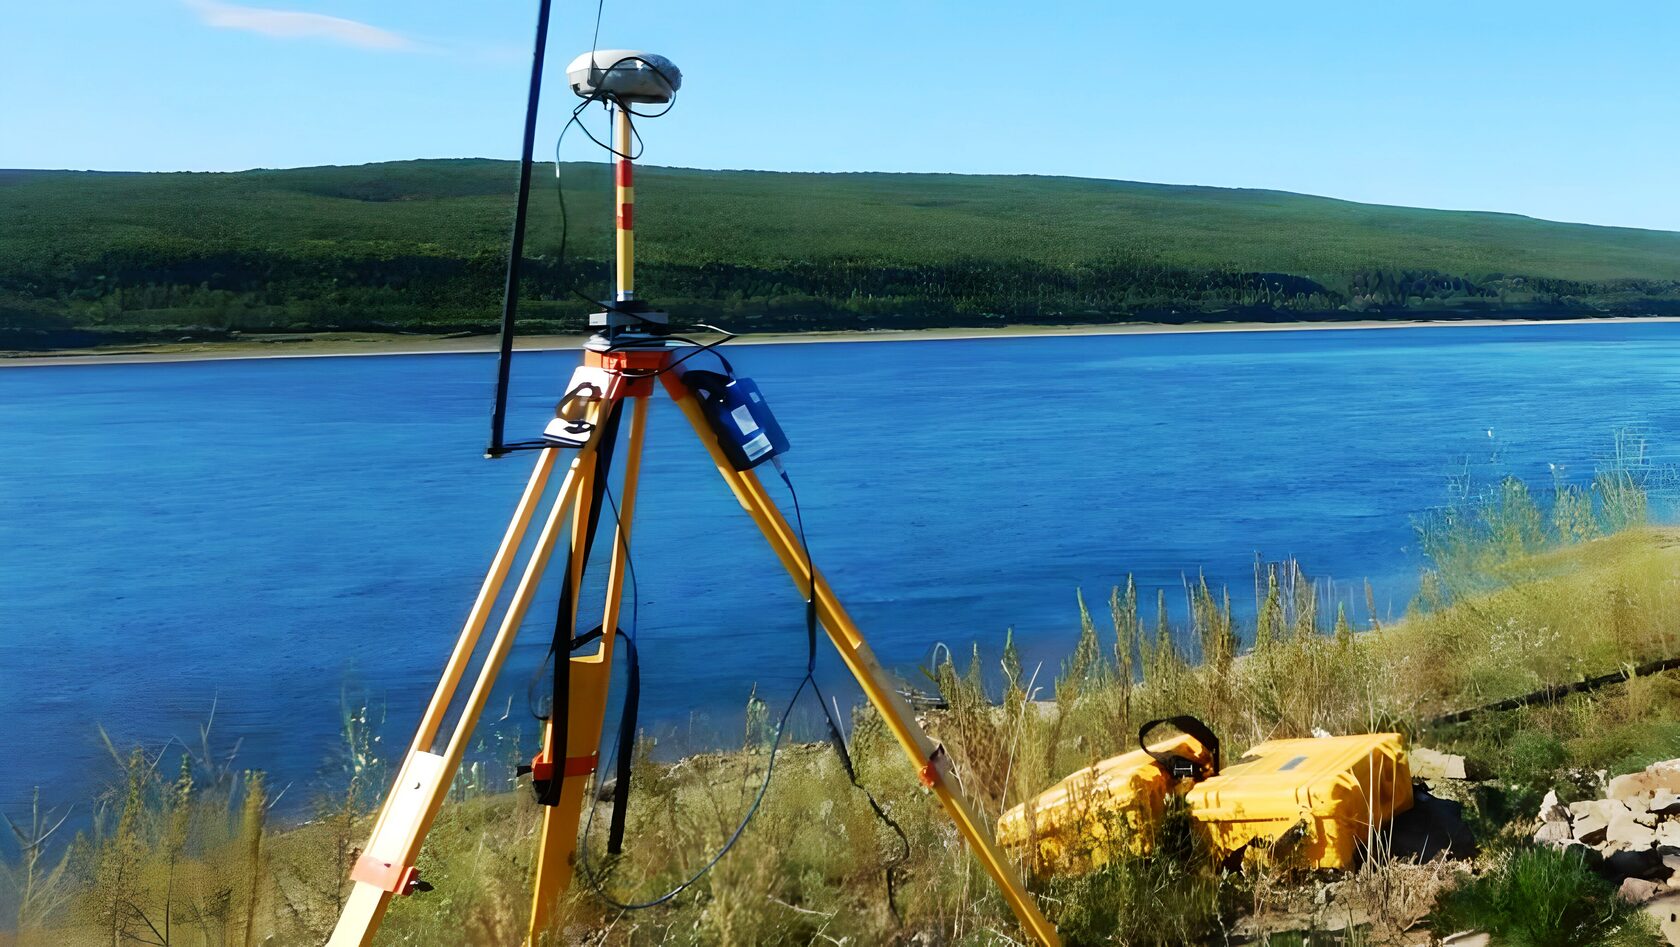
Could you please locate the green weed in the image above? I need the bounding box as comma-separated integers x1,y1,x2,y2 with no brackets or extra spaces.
1430,846,1660,947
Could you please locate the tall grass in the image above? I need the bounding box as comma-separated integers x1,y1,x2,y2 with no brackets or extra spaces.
1413,429,1667,600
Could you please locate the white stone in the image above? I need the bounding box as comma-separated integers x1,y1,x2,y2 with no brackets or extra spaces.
1644,760,1680,796
1538,788,1569,824
1609,810,1659,850
1644,892,1680,947
1661,853,1680,881
1610,771,1657,804
1411,747,1469,781
1651,788,1680,817
1573,799,1631,844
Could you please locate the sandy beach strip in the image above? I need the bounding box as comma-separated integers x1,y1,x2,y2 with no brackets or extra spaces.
5,315,1679,368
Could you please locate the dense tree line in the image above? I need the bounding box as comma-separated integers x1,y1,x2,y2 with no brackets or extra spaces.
6,161,1680,349
6,246,1680,350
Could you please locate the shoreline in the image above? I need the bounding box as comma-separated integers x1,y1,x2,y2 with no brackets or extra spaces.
5,314,1679,367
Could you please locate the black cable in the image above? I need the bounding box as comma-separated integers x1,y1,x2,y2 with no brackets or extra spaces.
582,676,810,910
487,0,556,457
777,466,909,924
575,468,808,909
575,461,907,916
608,332,737,376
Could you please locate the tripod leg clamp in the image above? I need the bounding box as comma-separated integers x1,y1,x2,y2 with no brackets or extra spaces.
519,752,600,805
918,745,950,789
351,855,427,896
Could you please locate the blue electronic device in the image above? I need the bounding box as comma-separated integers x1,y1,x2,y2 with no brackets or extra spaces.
683,371,790,471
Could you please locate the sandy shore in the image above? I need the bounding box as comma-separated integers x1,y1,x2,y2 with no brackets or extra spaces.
5,316,1678,367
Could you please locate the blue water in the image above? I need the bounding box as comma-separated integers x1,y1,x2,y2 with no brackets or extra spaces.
3,322,1676,813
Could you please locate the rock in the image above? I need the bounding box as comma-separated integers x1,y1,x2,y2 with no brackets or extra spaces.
1630,801,1660,827
1572,798,1632,844
1621,877,1665,904
1412,747,1471,781
1661,852,1680,881
1610,770,1656,804
1605,845,1666,881
1573,810,1612,844
1440,933,1491,947
1649,760,1680,794
1659,821,1680,848
1608,808,1660,849
1645,891,1680,945
1387,787,1478,861
1538,788,1569,823
1651,789,1680,816
1534,820,1572,845
1574,820,1610,844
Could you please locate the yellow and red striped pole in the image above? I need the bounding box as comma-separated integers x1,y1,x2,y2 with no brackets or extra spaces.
614,104,634,302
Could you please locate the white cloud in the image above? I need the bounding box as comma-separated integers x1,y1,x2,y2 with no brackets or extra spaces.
185,0,414,51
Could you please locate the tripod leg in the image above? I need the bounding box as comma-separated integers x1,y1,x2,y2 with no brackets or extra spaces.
348,447,557,868
526,393,649,943
328,433,602,947
663,381,1062,947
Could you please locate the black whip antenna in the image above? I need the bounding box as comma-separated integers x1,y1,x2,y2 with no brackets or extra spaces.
487,0,555,459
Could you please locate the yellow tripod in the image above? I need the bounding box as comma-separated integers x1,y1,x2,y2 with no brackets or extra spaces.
326,101,1060,947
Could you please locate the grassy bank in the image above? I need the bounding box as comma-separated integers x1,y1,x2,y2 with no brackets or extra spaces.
6,161,1680,350
6,460,1680,944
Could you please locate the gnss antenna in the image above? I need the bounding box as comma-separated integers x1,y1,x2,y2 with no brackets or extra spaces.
486,13,681,457
564,49,681,344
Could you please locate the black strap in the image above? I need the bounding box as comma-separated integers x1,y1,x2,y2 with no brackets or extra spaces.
680,369,731,405
607,628,639,855
535,400,623,807
1137,715,1222,780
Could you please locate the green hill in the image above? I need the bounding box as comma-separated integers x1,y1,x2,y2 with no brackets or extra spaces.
4,158,1680,349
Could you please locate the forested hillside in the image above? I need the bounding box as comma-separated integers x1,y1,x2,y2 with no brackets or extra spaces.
4,159,1680,349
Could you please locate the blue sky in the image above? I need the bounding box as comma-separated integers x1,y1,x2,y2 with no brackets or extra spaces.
3,1,1676,231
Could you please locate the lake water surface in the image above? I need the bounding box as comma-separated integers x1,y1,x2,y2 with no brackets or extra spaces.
4,322,1678,813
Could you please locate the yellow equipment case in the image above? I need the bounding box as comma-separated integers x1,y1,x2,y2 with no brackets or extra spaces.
997,722,1412,875
1183,732,1412,870
996,717,1219,872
